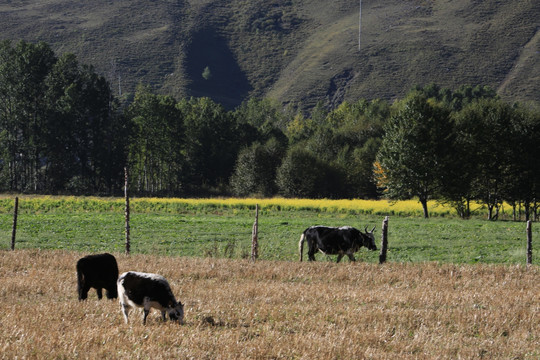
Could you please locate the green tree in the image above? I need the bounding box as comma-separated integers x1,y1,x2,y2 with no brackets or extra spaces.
179,97,237,192
304,99,388,198
202,66,212,80
233,97,287,139
285,113,316,144
411,84,499,217
230,137,285,197
413,83,498,111
45,53,121,194
453,98,516,220
0,40,56,192
348,137,382,198
127,84,183,195
276,146,342,198
503,103,540,220
376,92,453,218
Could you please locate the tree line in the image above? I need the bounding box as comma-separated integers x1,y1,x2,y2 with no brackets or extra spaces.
1,40,539,220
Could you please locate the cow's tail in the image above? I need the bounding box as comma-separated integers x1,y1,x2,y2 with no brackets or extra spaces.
299,232,306,262
76,263,84,300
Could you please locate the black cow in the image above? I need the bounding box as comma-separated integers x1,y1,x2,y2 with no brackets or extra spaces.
117,271,184,325
76,253,119,300
299,225,377,262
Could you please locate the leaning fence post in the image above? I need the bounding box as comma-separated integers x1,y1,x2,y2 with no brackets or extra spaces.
526,220,532,266
124,167,130,255
251,204,259,262
379,216,389,264
11,197,18,251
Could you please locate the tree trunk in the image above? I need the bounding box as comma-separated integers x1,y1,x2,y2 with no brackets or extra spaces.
488,204,494,221
420,198,429,219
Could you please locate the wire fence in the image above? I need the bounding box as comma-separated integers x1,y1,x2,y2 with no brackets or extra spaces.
0,210,296,260
1,197,536,264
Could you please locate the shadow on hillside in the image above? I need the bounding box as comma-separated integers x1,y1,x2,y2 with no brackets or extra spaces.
185,28,252,109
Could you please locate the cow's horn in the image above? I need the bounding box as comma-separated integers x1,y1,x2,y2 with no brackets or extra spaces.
371,226,376,233
364,226,368,233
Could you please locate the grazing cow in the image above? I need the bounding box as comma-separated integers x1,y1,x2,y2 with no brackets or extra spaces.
76,253,119,300
299,225,377,262
117,271,184,325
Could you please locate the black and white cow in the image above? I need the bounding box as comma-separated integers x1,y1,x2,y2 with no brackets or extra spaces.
76,253,119,300
117,271,184,325
299,225,377,262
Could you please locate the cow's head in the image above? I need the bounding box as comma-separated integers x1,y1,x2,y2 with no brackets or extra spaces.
363,226,377,251
168,302,185,324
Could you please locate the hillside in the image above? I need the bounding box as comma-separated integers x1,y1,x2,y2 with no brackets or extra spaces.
1,0,538,110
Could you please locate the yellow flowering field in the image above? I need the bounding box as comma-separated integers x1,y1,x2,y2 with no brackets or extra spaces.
0,195,496,217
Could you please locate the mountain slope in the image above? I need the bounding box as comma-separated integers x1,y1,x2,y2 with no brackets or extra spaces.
0,0,538,109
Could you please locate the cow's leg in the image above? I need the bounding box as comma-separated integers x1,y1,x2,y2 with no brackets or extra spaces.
347,253,356,262
143,309,150,325
106,283,118,299
336,254,344,263
79,284,90,300
96,288,103,299
143,297,152,325
161,311,167,322
121,303,131,324
105,286,116,299
308,245,317,261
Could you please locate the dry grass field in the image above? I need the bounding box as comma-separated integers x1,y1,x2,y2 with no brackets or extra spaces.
0,250,538,359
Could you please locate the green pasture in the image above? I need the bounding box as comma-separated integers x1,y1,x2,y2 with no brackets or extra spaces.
0,198,535,264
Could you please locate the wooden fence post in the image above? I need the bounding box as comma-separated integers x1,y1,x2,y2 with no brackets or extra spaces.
379,216,389,264
251,204,259,262
124,167,130,255
11,197,18,251
526,220,532,266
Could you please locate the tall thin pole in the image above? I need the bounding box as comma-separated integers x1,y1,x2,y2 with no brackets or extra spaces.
379,216,389,264
11,197,18,251
124,167,130,255
358,0,362,51
526,220,532,265
251,204,259,262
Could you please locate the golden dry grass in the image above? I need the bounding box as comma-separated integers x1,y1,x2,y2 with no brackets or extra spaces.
0,250,538,359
